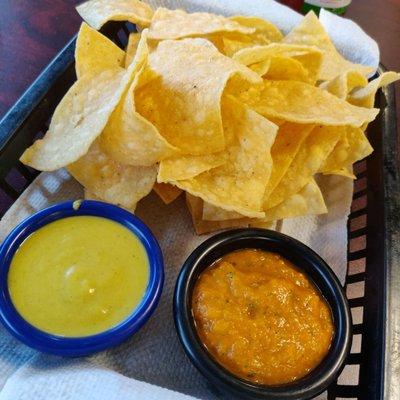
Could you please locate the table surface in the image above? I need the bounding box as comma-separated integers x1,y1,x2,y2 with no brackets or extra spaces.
1,0,399,127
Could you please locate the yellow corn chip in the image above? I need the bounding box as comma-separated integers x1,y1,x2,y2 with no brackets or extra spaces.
238,54,311,82
84,188,137,212
100,32,178,166
75,22,125,79
263,56,310,82
233,43,323,84
266,125,341,209
173,96,278,218
348,71,400,108
239,80,379,127
327,165,355,179
264,123,314,203
202,202,242,221
319,70,368,99
21,68,125,171
186,194,276,235
217,16,283,57
263,178,327,220
21,30,153,171
220,37,258,58
320,127,373,176
153,183,182,204
135,38,261,155
283,11,373,81
229,15,283,43
147,7,254,40
125,32,141,68
68,141,156,209
247,60,271,76
158,152,227,182
202,178,326,222
76,0,153,30
84,188,101,201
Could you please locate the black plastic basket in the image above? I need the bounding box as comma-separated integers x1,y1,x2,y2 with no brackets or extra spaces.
0,22,399,400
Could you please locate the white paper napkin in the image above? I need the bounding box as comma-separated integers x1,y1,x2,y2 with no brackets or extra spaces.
319,9,379,75
0,356,196,400
0,0,378,398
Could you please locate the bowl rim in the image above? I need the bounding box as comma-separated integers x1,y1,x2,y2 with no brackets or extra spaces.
0,200,164,356
174,228,352,400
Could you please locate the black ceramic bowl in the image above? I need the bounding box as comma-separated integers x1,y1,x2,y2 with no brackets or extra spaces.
174,228,351,400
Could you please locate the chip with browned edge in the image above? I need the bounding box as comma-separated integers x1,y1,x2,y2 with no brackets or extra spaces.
153,183,183,204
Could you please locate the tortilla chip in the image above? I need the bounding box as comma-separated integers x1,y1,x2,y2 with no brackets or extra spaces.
233,43,323,84
83,188,103,201
21,30,153,171
21,68,126,171
100,32,178,166
68,141,156,209
202,178,326,222
283,11,374,81
147,7,254,40
76,0,153,30
202,202,242,221
246,60,271,76
263,56,310,82
75,22,125,79
348,71,400,108
125,32,141,68
173,96,278,218
229,15,283,43
153,183,182,204
264,178,327,220
264,123,314,203
158,152,227,182
326,165,355,179
84,188,101,201
319,70,368,100
217,16,283,57
239,80,379,127
266,125,341,209
186,194,276,235
83,187,138,213
135,38,261,155
320,127,373,176
220,37,258,58
236,54,311,82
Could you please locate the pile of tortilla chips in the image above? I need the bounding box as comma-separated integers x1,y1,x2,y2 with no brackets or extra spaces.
21,0,399,234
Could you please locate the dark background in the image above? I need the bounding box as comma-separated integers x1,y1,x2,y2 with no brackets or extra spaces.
1,0,399,123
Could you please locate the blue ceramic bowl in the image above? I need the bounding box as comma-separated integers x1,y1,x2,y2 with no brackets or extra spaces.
0,200,164,356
